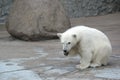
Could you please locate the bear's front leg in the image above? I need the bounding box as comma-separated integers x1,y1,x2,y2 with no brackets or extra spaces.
76,51,92,70
76,60,90,70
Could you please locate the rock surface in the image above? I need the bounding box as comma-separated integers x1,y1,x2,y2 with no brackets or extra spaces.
6,0,71,41
61,0,120,18
0,0,13,20
1,0,120,19
0,0,120,19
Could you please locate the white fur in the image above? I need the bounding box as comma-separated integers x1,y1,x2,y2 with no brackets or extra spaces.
57,25,112,70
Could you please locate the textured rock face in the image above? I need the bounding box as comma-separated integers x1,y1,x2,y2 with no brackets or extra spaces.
0,0,13,17
6,0,71,41
61,0,120,18
1,0,120,19
0,0,13,22
0,0,120,19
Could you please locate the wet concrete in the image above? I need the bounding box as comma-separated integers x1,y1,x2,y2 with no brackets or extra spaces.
0,61,42,80
0,13,120,80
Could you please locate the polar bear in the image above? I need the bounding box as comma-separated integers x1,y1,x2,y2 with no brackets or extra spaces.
57,25,112,70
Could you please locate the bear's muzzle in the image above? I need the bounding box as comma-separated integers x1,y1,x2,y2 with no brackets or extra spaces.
64,52,69,56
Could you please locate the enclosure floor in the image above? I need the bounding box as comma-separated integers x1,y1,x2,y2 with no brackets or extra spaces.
0,12,120,80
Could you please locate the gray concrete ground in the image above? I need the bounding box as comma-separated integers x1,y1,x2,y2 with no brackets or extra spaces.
0,13,120,80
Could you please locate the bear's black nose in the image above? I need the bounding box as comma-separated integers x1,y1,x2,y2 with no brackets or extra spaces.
63,50,67,53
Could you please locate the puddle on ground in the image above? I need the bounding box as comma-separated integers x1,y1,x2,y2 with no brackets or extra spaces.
0,47,48,80
91,68,120,79
0,61,42,80
0,61,23,73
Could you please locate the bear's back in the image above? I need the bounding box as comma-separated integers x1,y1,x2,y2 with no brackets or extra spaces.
65,25,107,40
64,25,111,46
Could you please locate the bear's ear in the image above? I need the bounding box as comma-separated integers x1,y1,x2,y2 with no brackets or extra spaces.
72,34,77,38
57,33,62,38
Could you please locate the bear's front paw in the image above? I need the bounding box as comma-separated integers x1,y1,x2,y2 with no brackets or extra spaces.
76,64,89,70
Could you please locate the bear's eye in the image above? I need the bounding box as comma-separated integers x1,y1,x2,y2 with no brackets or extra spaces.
68,42,71,44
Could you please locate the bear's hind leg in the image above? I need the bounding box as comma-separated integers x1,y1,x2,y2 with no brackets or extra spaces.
90,47,110,68
90,55,108,68
101,54,109,66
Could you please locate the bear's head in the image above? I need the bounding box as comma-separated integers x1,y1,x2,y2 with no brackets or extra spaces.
57,33,77,56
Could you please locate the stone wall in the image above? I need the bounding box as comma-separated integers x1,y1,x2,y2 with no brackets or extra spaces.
61,0,120,18
0,0,120,19
0,0,13,22
0,0,13,17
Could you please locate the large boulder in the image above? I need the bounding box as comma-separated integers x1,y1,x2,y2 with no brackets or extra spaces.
6,0,71,41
